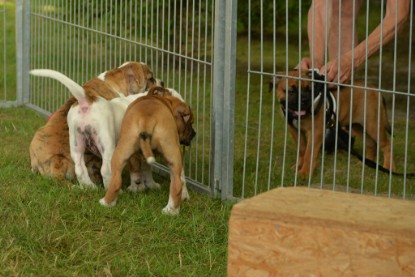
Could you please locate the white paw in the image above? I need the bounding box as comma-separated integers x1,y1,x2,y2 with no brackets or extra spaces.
127,183,146,193
181,187,190,201
99,197,116,207
79,182,98,190
146,181,161,190
162,205,180,216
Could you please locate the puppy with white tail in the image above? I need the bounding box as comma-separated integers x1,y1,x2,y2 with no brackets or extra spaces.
99,88,196,215
30,65,164,189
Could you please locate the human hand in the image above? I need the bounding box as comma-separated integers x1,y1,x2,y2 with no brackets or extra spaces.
319,52,354,87
295,57,312,71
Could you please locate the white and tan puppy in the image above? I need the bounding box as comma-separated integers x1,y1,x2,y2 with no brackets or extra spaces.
30,62,159,182
99,89,196,215
30,63,163,188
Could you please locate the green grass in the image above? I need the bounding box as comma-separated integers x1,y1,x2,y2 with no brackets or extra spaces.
0,108,231,276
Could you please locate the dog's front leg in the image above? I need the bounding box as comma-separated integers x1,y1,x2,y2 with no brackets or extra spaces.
298,129,324,178
127,154,146,192
180,168,190,201
288,126,306,172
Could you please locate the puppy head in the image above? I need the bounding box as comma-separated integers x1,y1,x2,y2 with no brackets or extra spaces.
172,101,196,146
270,71,314,118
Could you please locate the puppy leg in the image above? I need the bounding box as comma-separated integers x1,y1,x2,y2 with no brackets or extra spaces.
288,126,306,171
95,132,115,189
366,122,396,171
127,154,161,192
69,131,96,188
298,128,324,177
161,145,183,216
180,168,190,201
379,133,395,171
127,154,146,192
100,135,136,206
141,161,161,190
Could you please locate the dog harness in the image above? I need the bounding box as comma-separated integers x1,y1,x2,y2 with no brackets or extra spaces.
281,69,336,129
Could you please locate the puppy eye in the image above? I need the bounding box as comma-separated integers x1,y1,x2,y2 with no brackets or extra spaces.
284,89,295,95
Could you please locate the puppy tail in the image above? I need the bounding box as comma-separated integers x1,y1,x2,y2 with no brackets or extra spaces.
30,69,86,102
139,132,156,164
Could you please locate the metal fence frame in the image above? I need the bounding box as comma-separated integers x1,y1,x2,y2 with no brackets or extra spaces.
4,0,415,201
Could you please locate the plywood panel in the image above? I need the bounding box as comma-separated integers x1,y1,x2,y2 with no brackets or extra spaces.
228,187,415,276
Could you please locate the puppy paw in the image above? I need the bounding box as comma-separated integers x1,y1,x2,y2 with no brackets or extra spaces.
297,170,311,178
146,181,161,190
181,187,190,201
162,205,180,216
99,197,117,207
80,183,98,190
127,183,146,193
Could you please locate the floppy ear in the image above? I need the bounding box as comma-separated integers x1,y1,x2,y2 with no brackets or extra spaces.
268,73,282,92
173,102,191,123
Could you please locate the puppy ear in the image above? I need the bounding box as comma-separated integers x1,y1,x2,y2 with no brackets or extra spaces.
269,74,282,92
174,102,192,123
148,86,171,97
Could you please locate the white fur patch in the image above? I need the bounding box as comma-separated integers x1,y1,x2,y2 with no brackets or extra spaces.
146,157,156,164
99,197,117,207
162,194,180,216
167,88,184,102
119,61,132,68
97,71,107,80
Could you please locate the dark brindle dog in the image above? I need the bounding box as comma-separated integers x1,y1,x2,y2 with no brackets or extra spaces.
270,70,394,177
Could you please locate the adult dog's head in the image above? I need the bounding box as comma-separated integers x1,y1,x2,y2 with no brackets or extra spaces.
269,71,316,119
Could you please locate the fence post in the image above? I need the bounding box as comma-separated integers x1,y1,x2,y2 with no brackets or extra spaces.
16,0,30,105
211,0,237,200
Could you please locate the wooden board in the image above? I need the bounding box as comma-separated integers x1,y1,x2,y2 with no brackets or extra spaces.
228,187,415,276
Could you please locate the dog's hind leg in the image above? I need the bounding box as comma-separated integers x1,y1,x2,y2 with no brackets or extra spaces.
160,143,183,216
69,129,96,188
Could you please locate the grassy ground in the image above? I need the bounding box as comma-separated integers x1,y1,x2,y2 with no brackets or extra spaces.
0,108,231,276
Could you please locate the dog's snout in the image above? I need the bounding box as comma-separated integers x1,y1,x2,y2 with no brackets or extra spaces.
160,80,165,87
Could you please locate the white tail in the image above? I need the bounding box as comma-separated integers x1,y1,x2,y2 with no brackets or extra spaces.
30,69,85,102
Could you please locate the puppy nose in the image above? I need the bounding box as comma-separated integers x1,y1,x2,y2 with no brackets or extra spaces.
160,81,165,87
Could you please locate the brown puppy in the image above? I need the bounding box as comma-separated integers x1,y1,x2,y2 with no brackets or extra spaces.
271,71,394,177
99,89,196,215
30,62,160,182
